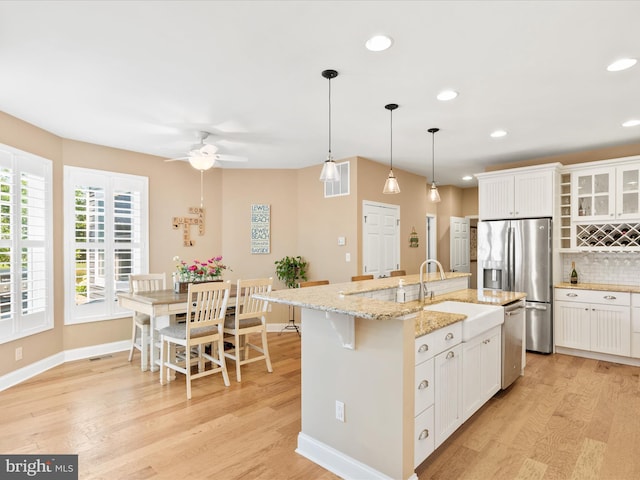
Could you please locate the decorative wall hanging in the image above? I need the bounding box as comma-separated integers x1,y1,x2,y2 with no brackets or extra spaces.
409,226,419,248
172,207,205,246
470,225,477,261
251,204,271,254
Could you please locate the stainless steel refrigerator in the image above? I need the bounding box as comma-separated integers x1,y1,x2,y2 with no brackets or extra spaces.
477,218,553,353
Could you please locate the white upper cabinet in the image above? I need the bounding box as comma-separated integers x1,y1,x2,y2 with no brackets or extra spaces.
616,164,640,220
572,166,616,221
571,159,640,222
476,164,559,220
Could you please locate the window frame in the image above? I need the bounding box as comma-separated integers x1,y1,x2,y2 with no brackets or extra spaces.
0,144,54,344
324,161,350,198
64,166,149,325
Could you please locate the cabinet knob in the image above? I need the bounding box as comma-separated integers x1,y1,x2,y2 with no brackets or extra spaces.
418,429,429,441
418,344,429,353
418,380,429,390
445,332,454,341
446,351,455,359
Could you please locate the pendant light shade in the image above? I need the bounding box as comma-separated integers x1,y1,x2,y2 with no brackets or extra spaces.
383,103,401,194
319,69,340,183
428,128,441,203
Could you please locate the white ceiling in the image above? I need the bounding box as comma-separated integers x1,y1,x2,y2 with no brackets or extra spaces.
1,1,639,187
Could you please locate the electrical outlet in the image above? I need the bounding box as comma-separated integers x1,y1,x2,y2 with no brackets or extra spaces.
335,400,345,422
15,347,23,361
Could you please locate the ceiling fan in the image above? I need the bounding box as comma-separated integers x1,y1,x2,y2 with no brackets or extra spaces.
165,131,248,170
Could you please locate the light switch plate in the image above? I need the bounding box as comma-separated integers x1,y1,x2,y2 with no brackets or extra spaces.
337,236,346,246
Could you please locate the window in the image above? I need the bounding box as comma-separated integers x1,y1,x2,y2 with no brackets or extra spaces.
64,167,148,324
324,161,350,197
0,145,53,344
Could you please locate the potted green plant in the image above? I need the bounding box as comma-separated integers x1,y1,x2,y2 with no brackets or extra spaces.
274,255,308,289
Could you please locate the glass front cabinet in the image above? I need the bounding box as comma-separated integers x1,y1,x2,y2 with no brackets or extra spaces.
572,167,615,221
617,165,640,220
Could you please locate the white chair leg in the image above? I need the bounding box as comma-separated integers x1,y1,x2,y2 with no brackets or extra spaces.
128,320,137,362
235,333,242,382
141,323,149,371
186,350,192,400
262,330,273,373
160,337,166,385
219,337,231,387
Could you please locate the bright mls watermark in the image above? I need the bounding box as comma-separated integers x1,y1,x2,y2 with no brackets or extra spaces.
0,455,77,479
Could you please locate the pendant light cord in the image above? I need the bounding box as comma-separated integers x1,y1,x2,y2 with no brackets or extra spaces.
390,108,393,170
431,131,435,183
328,77,332,157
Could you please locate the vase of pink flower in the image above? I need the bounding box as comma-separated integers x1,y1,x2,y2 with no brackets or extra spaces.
172,256,229,293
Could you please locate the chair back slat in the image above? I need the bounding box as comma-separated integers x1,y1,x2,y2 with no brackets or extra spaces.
187,281,230,332
236,277,273,321
129,273,166,293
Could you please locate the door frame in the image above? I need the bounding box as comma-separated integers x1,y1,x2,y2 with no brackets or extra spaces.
426,214,437,273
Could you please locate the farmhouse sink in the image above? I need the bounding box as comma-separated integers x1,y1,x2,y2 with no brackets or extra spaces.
424,301,504,341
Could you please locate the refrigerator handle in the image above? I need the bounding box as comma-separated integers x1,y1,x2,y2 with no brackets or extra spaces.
511,226,516,292
505,226,511,291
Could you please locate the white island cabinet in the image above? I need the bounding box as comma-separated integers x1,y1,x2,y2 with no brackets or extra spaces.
253,275,526,480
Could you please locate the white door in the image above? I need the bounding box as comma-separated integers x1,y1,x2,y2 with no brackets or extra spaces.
450,216,470,273
363,202,400,277
426,215,437,273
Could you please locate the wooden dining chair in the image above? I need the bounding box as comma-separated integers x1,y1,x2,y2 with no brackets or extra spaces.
299,280,330,287
159,281,231,399
351,274,374,281
223,277,273,382
128,273,166,371
390,270,406,277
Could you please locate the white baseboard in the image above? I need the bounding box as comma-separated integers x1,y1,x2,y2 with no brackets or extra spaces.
555,346,640,367
0,340,130,393
296,432,417,480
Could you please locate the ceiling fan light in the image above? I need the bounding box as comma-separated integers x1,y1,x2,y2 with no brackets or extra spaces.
319,157,340,182
429,182,441,203
188,155,215,171
383,171,401,194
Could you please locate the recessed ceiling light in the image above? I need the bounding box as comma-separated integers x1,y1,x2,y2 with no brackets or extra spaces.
462,175,473,181
622,119,640,127
607,58,637,72
365,35,393,52
490,130,507,138
437,90,458,101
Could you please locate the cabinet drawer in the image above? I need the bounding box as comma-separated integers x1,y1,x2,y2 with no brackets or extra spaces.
415,358,434,416
414,405,434,468
556,288,630,306
633,293,640,308
415,322,462,364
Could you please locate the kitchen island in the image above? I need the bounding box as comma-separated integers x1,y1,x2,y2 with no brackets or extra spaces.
255,273,525,480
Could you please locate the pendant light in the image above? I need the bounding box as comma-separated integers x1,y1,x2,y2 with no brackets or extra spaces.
319,69,340,183
382,103,401,194
428,128,441,203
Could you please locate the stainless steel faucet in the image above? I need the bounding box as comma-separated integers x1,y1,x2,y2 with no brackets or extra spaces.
419,258,446,303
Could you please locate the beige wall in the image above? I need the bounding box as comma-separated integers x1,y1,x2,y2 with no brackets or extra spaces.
484,142,640,172
297,161,358,283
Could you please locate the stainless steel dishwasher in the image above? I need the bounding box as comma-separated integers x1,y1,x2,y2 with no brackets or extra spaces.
502,299,526,389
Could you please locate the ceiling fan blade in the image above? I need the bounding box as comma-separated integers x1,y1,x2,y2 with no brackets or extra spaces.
213,154,248,162
164,157,188,162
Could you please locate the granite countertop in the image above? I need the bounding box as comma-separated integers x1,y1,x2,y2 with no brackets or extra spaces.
255,274,526,338
555,282,640,293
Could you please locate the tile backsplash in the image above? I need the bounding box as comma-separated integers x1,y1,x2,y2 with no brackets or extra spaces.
562,252,640,286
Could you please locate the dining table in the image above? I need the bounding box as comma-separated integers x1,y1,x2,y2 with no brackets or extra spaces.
117,283,237,373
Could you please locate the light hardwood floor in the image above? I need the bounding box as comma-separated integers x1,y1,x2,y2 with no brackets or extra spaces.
1,334,639,479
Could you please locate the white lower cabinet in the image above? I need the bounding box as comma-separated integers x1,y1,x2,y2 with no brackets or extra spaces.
632,294,640,358
462,325,502,422
413,323,461,467
555,288,631,356
434,343,463,448
414,405,434,468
